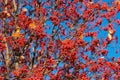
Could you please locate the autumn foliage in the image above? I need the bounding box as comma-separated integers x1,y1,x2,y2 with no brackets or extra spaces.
0,0,120,80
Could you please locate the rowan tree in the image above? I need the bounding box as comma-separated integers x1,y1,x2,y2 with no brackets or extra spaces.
0,0,120,80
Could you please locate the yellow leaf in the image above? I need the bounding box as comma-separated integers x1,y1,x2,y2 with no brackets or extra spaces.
79,34,84,39
12,32,20,39
16,27,20,33
29,22,36,29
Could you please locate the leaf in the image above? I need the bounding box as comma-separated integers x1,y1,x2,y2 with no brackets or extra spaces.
101,2,108,10
16,27,20,33
3,11,10,17
12,32,20,39
116,1,120,11
108,29,114,34
108,33,112,40
79,33,84,39
29,22,36,29
12,27,21,39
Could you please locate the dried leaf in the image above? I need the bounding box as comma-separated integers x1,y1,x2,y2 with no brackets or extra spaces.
12,33,20,39
29,22,36,29
79,34,84,39
108,33,112,40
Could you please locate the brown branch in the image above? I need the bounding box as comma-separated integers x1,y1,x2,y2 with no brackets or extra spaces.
5,0,8,11
2,0,10,79
13,0,17,12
